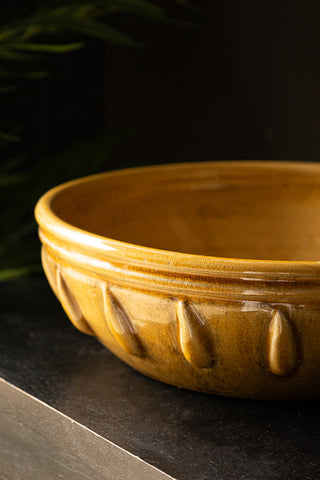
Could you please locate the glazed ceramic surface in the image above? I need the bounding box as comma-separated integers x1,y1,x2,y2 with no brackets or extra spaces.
35,161,320,400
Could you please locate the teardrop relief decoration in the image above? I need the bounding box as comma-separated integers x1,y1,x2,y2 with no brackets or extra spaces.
268,309,298,376
176,301,214,369
102,288,144,357
56,266,94,336
41,247,58,297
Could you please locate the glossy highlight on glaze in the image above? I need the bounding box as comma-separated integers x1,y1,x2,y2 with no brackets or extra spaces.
35,161,320,400
176,301,213,369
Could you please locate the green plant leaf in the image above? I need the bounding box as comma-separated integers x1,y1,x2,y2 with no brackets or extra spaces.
0,28,19,42
0,68,48,78
0,236,41,281
0,48,35,61
0,172,27,186
20,16,142,46
64,0,169,22
0,130,20,142
0,85,17,93
0,266,41,281
10,41,85,53
0,155,27,171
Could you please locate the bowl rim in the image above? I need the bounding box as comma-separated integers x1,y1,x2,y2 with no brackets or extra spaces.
35,160,320,280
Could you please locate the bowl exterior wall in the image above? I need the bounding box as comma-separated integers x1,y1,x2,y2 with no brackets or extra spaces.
41,246,320,401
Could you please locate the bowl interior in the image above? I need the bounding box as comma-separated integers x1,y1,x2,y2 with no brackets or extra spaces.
49,162,320,262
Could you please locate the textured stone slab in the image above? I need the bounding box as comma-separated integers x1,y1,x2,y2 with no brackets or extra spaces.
1,277,320,479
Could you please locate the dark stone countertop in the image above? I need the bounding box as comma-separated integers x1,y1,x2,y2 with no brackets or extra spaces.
1,276,320,480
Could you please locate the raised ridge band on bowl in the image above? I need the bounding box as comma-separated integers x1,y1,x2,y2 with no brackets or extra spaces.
35,161,320,400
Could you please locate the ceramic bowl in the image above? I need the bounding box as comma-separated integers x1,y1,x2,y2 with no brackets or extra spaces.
35,161,320,400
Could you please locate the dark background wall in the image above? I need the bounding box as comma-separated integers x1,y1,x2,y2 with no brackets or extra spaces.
10,1,320,168
104,1,320,166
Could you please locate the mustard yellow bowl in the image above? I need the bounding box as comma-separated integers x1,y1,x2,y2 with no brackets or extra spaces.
35,161,320,400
